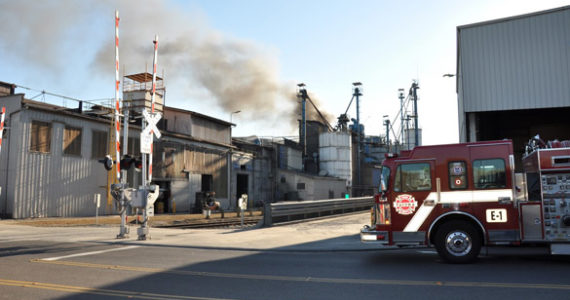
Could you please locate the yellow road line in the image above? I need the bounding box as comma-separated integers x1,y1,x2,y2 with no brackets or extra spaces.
0,278,236,300
31,258,570,290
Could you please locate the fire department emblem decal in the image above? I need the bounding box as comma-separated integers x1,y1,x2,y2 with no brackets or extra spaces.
394,194,418,215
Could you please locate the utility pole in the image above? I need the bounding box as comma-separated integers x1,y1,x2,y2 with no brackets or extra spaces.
383,115,390,152
410,81,420,148
404,114,411,150
352,82,362,195
398,89,405,149
297,83,307,170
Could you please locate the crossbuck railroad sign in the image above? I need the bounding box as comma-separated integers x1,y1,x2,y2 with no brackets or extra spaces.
142,110,162,139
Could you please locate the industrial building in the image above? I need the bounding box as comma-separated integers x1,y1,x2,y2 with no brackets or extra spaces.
456,6,570,167
0,76,239,218
0,75,356,219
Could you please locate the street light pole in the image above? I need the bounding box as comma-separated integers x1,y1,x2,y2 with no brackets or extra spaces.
230,110,241,123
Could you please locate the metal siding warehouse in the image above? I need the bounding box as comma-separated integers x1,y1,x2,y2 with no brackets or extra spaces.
457,6,570,167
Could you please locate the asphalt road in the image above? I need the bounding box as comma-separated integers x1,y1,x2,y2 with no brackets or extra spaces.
1,214,570,299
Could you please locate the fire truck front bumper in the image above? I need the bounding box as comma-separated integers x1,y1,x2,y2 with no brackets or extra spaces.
360,225,390,245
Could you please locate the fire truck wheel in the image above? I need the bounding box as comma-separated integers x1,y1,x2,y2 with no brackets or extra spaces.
434,221,482,264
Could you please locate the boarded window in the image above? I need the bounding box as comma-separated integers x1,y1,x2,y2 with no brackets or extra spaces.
63,126,82,156
91,130,108,159
30,121,51,153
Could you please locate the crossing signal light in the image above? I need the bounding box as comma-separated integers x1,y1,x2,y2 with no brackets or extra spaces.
98,155,114,171
98,154,141,172
134,159,142,172
120,155,134,170
120,155,142,171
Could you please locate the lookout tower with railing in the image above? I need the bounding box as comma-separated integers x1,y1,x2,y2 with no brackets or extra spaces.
122,72,165,114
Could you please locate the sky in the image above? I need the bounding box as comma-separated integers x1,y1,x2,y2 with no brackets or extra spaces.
1,0,568,145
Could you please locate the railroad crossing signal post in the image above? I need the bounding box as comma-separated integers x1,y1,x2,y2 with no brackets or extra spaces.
139,110,162,240
124,185,159,240
110,183,130,238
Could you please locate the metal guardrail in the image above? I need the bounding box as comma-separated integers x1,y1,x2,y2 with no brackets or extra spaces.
263,197,374,226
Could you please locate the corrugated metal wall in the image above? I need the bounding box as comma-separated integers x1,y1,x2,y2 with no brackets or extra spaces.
458,7,570,112
8,109,110,218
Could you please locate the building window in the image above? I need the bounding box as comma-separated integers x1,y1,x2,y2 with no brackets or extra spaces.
394,163,432,192
449,161,467,190
473,159,506,189
63,126,82,156
30,121,52,153
91,130,108,159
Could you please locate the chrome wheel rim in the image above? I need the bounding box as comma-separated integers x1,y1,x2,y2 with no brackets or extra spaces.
445,231,472,256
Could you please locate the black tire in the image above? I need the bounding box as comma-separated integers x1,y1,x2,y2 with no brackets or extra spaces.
434,221,482,264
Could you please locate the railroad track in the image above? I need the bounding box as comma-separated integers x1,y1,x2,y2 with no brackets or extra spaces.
154,216,262,229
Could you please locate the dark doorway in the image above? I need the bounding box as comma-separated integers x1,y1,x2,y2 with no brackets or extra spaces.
473,107,570,171
236,174,249,205
201,174,213,192
154,181,170,214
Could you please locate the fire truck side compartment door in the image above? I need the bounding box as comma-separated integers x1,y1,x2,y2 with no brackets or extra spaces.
519,202,543,241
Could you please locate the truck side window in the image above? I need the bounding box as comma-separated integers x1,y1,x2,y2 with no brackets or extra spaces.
394,166,401,192
473,159,506,189
449,161,467,190
394,163,432,192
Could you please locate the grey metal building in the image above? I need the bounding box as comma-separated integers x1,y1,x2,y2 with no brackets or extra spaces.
457,6,570,165
0,82,236,218
0,93,114,218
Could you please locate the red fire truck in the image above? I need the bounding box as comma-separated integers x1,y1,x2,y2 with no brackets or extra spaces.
361,137,570,263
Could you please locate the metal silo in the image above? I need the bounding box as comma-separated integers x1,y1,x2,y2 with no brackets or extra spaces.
319,132,352,185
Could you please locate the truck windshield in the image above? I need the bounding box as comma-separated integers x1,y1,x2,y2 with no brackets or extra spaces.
379,166,390,192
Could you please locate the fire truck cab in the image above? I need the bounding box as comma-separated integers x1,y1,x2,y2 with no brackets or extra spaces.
361,138,570,263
